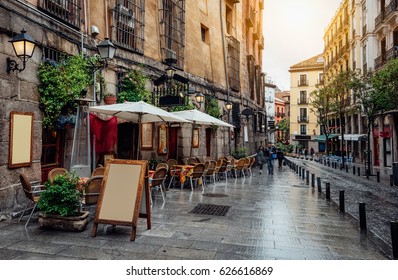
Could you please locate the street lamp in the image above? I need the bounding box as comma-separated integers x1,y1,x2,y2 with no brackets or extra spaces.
96,38,116,61
225,101,233,111
6,29,36,73
194,92,205,108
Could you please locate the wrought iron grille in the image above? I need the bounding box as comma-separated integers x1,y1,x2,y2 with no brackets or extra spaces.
227,36,240,92
231,102,241,129
42,46,69,63
247,55,255,99
159,0,185,69
111,0,145,54
39,0,81,29
152,83,189,107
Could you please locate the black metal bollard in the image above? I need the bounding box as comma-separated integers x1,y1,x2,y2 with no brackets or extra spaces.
298,166,301,175
357,167,360,176
391,175,394,187
306,170,309,184
302,169,305,180
366,171,369,180
340,163,343,170
359,203,367,231
339,190,345,213
353,166,356,175
311,173,315,188
391,221,398,259
346,165,348,172
377,171,380,183
317,177,321,193
326,182,330,199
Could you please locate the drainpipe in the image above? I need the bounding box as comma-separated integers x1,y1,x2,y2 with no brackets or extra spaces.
220,0,231,156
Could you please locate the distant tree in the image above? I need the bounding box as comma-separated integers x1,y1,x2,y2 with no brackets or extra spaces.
310,84,334,155
328,70,359,165
355,59,398,174
277,118,290,142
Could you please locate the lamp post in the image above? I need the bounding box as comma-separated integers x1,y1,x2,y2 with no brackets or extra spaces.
6,29,36,73
225,101,233,155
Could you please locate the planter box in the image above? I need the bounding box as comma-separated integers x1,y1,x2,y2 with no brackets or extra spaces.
38,211,89,232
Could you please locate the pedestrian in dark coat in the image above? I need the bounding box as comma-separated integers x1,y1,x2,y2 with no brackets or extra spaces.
276,148,284,169
257,145,265,174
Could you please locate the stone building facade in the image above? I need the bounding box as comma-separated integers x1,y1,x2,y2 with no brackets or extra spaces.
0,0,266,216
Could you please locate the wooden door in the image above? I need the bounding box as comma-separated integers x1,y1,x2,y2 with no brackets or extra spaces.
169,127,178,160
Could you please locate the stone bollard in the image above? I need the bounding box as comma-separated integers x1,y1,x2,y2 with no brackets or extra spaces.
359,203,367,231
317,177,321,193
311,173,315,188
377,171,380,183
339,190,345,213
326,182,330,199
391,221,398,259
306,170,309,184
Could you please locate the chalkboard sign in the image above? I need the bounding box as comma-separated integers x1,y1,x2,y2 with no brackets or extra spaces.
91,159,150,241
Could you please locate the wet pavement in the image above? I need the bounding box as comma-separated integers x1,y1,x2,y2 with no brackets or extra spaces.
288,157,398,259
0,161,390,260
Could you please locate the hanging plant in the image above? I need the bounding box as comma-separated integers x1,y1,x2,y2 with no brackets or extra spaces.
168,103,195,112
205,96,221,118
117,69,151,103
38,55,97,128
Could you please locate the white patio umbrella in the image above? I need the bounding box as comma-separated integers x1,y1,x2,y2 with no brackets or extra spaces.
171,109,234,158
90,101,190,159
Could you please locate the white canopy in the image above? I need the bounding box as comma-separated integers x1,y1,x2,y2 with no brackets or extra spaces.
172,109,234,128
90,101,190,159
338,134,367,141
90,101,191,124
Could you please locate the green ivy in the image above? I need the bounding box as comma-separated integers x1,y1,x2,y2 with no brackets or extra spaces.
205,97,221,118
38,172,81,217
168,103,195,112
117,69,151,103
38,55,95,128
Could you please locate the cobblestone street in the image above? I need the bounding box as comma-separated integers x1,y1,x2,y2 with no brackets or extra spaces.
0,161,390,260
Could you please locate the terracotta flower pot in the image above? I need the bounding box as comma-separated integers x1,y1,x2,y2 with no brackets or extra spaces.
104,96,117,105
38,211,89,232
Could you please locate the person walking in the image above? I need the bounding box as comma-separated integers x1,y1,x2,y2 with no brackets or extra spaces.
276,148,284,169
257,145,265,174
265,144,274,175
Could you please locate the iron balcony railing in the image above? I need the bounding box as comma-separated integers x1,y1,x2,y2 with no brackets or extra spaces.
297,116,309,123
386,0,398,18
298,79,308,87
297,98,309,105
38,0,81,29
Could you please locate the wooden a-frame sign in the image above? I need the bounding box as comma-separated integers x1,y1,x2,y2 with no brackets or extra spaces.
91,159,151,241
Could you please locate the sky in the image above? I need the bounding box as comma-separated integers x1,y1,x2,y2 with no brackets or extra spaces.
262,0,342,91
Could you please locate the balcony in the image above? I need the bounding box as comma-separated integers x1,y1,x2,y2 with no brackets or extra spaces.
374,53,387,70
246,5,255,28
297,98,309,105
375,12,385,29
259,36,264,50
259,0,264,10
297,116,309,123
352,29,356,39
253,23,260,40
362,24,367,36
385,0,398,18
38,0,81,29
363,63,367,74
316,78,324,85
297,79,308,87
386,46,397,60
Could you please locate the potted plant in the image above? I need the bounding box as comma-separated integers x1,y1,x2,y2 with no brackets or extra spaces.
103,92,117,105
37,171,89,232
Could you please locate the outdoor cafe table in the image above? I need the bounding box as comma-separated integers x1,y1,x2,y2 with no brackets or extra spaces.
173,165,194,189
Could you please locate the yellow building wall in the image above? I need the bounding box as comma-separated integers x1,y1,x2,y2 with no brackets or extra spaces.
289,69,322,138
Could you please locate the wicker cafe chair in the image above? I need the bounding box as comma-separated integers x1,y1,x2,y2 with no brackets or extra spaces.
91,166,105,176
203,160,217,185
234,159,246,178
248,157,256,176
156,162,169,173
48,167,68,181
186,163,206,191
83,176,104,206
227,158,236,178
150,167,168,204
166,159,180,189
19,173,46,227
215,159,228,181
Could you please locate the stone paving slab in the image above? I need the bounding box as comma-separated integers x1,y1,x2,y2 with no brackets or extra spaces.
0,164,390,260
